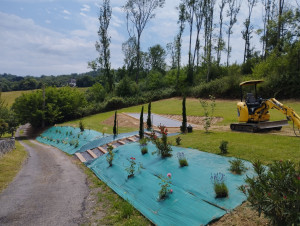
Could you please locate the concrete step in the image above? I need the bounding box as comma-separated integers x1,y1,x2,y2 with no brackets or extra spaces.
97,146,107,154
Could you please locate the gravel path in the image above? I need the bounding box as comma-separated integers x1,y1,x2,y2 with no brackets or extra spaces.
0,139,89,226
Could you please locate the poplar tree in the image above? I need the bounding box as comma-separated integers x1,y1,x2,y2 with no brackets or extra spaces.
139,106,144,138
147,102,152,129
113,111,117,136
226,0,241,67
216,0,226,66
181,97,187,133
95,0,112,91
242,0,258,63
124,0,166,84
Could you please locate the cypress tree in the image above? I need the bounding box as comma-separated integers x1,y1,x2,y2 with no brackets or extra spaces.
147,102,152,129
181,97,187,133
139,106,144,138
113,111,117,136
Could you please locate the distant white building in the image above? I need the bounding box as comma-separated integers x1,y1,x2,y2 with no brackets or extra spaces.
69,79,76,87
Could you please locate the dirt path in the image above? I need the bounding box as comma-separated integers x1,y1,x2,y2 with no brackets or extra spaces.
0,139,89,226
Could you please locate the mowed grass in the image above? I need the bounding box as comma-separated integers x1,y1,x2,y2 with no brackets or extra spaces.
61,97,300,134
169,131,300,165
2,87,88,107
0,141,28,193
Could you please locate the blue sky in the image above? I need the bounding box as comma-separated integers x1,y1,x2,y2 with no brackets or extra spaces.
0,0,296,77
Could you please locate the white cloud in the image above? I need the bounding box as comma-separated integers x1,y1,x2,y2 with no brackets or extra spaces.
80,12,87,17
63,9,71,15
81,4,90,12
0,12,97,76
45,19,51,24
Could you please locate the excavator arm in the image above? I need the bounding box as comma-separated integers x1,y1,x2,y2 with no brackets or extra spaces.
263,98,300,134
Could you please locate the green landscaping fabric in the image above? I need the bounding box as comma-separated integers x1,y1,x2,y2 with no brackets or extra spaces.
36,126,106,155
87,142,254,225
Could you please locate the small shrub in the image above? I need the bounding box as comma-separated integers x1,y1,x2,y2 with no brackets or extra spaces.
151,126,173,158
74,140,79,148
239,160,300,225
176,136,182,145
158,173,173,200
229,159,247,174
70,131,73,136
125,157,137,178
79,120,84,132
199,95,216,133
106,145,114,167
141,146,148,155
219,140,228,154
211,172,228,198
177,152,188,167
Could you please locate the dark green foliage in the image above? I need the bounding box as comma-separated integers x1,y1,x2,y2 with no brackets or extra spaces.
146,102,152,129
219,140,228,154
113,111,117,136
141,146,148,155
229,159,247,174
175,136,181,145
116,76,138,97
139,106,144,139
239,160,300,225
0,119,8,138
12,87,87,128
106,145,114,166
85,82,106,103
180,97,187,133
79,120,85,132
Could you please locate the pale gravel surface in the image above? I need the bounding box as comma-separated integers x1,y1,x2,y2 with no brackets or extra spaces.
0,139,89,226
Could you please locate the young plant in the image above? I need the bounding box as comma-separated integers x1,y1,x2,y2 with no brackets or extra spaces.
219,140,228,154
147,102,152,130
79,120,85,132
152,126,173,158
229,159,247,174
177,152,188,167
211,172,228,198
141,146,148,155
158,173,173,200
139,138,148,155
175,136,182,145
102,127,107,136
125,157,137,178
239,160,300,225
139,106,144,139
106,145,114,167
199,95,216,133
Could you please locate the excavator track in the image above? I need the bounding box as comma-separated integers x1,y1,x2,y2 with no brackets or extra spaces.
230,120,288,133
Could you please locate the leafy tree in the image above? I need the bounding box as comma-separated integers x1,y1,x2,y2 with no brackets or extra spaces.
122,37,137,77
0,119,8,138
147,102,152,129
116,76,138,97
139,106,144,139
95,0,113,91
193,0,204,68
181,96,187,133
76,75,95,87
12,87,87,128
6,111,19,137
124,0,166,84
86,82,106,103
148,44,166,73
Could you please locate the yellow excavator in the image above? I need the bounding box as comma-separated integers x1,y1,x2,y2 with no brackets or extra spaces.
230,80,300,136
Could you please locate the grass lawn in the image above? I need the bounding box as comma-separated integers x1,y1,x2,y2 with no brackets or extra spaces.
0,141,27,193
169,130,300,165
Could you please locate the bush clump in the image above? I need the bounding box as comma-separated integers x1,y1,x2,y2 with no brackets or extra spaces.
219,140,228,154
239,160,300,225
229,159,247,174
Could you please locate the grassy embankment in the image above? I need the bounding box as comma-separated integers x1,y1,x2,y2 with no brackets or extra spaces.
0,141,27,193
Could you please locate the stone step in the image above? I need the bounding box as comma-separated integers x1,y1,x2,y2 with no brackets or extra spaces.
75,152,86,163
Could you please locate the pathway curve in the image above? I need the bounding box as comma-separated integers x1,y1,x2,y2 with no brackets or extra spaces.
0,139,89,226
